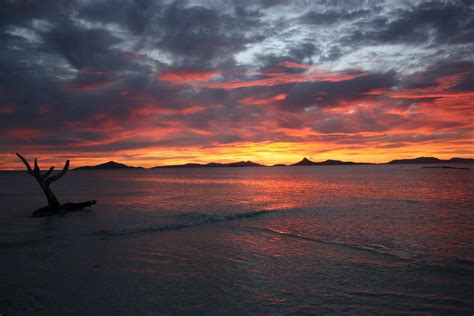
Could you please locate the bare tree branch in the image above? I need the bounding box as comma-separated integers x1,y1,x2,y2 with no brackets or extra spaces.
16,153,33,175
16,153,95,217
33,158,41,177
42,166,55,179
46,160,69,184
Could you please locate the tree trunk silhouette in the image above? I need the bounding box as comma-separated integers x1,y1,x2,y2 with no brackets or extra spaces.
16,153,96,217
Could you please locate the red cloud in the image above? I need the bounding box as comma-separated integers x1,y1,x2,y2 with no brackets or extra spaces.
157,63,367,90
6,128,47,139
239,94,288,106
366,73,474,100
3,62,472,170
158,70,217,82
204,68,367,90
278,61,312,69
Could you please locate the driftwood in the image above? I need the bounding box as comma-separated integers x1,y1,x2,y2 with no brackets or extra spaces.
16,153,96,217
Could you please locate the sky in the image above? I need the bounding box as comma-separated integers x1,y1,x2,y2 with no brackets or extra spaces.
0,0,473,169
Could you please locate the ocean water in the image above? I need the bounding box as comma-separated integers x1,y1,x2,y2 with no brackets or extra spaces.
1,165,473,314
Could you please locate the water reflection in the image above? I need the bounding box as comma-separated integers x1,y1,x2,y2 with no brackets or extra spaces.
0,165,473,313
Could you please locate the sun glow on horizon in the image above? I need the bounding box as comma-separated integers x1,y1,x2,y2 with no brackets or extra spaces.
3,138,473,170
0,1,473,171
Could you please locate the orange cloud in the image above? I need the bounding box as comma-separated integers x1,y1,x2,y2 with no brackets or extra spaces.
158,70,218,82
366,73,474,100
204,69,366,89
157,63,366,90
278,61,312,69
239,93,288,106
2,64,473,170
134,104,209,116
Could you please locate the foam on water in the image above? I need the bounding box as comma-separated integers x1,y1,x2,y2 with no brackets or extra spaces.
89,209,281,237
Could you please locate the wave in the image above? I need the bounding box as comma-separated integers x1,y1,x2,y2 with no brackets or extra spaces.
351,290,473,306
245,226,414,261
242,227,474,272
91,209,281,237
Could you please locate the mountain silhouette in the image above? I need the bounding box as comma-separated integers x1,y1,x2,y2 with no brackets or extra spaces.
388,157,474,164
291,157,369,166
447,158,474,163
68,156,474,170
292,157,315,166
153,161,264,169
75,161,143,170
227,161,263,167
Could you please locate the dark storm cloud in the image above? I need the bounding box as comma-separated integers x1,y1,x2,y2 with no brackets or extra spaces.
43,22,123,72
278,72,398,112
401,60,474,90
288,42,319,63
155,2,264,66
345,1,474,46
300,9,371,25
0,0,473,166
78,0,160,35
0,0,72,28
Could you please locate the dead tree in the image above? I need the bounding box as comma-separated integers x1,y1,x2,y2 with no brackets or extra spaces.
16,153,96,217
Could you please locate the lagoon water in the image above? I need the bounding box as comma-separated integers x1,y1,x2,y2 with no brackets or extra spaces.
1,165,473,314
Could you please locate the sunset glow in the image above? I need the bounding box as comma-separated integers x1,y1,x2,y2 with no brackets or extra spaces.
0,1,473,169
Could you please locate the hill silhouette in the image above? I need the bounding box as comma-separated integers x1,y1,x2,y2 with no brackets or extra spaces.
66,156,474,170
388,157,474,164
75,161,143,170
291,157,370,166
153,161,263,169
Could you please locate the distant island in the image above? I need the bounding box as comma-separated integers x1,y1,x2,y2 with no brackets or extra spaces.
70,156,474,170
388,157,474,164
152,161,263,169
291,157,371,166
74,161,144,170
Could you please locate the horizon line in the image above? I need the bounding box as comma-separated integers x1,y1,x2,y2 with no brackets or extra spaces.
3,155,473,171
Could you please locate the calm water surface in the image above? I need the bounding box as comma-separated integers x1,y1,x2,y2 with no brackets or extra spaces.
1,165,473,314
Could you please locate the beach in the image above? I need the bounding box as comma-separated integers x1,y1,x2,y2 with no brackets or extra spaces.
1,165,473,314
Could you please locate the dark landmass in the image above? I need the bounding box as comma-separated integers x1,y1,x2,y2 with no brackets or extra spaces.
447,158,474,163
75,161,143,170
226,161,263,167
153,161,264,169
291,157,371,166
422,166,470,170
388,157,474,164
291,157,316,166
19,156,472,172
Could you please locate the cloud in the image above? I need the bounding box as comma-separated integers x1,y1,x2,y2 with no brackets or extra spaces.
300,8,371,25
0,0,472,168
159,70,218,82
344,1,474,46
202,66,368,90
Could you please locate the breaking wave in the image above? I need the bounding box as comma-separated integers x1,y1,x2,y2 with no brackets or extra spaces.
90,209,281,237
245,226,415,261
